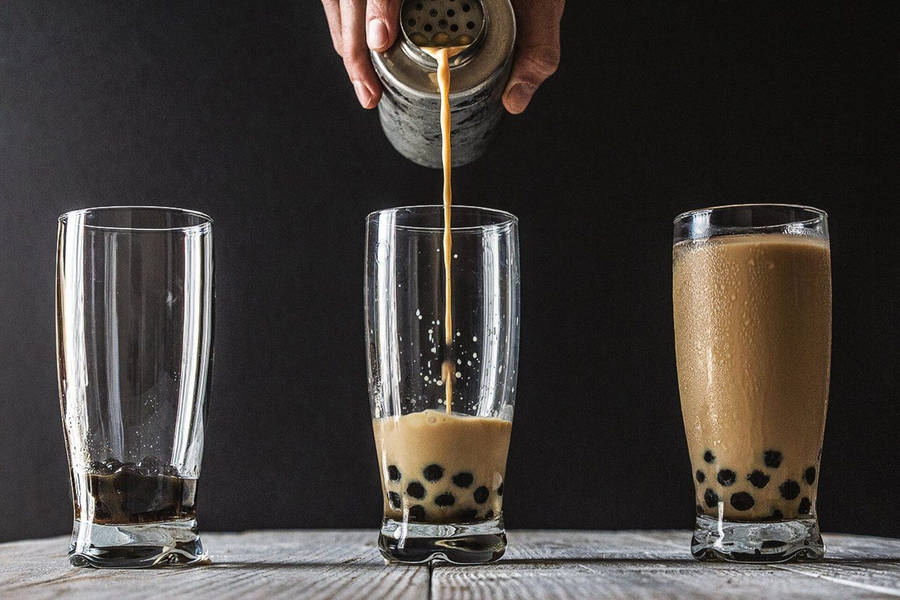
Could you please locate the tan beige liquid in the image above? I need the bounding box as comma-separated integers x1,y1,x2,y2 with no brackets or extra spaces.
674,233,831,521
374,410,510,524
423,45,465,413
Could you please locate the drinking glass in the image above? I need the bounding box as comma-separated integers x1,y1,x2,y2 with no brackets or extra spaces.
56,206,214,567
673,204,830,562
365,205,520,564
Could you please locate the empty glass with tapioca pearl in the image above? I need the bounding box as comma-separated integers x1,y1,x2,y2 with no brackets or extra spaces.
365,206,520,564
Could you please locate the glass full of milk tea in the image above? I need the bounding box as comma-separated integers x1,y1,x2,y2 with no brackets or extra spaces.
365,206,520,564
673,204,831,562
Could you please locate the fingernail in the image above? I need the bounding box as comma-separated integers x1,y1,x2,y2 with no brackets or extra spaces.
367,18,389,50
353,81,373,108
505,83,537,114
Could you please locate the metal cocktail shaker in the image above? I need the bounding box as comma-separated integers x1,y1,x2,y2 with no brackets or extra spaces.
371,0,515,168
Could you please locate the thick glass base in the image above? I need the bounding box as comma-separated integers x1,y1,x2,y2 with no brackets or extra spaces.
68,519,208,568
691,515,825,563
378,517,507,564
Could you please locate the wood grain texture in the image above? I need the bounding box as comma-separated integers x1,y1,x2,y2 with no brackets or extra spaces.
1,530,898,599
0,530,427,599
430,530,900,600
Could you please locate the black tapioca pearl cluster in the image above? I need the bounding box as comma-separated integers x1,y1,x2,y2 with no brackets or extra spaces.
457,509,478,521
696,470,706,483
798,497,812,515
423,464,444,482
747,470,770,488
717,469,736,486
762,509,784,521
388,491,401,509
485,510,495,520
804,466,816,485
703,450,716,463
406,481,426,499
388,465,401,481
704,489,719,508
452,472,473,488
408,505,426,522
434,493,456,507
474,486,490,504
730,492,755,511
779,479,800,500
764,450,783,468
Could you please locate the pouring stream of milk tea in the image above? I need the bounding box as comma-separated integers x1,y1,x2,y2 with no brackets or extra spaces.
422,46,465,413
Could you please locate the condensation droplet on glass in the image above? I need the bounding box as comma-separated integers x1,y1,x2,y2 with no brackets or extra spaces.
473,352,478,358
472,336,478,342
455,372,461,378
467,360,472,366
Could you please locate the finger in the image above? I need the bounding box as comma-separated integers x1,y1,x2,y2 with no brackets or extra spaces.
504,0,564,114
341,0,382,108
366,0,402,52
322,0,343,56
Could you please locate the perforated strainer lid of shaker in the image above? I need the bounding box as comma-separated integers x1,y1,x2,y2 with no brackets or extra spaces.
373,0,515,95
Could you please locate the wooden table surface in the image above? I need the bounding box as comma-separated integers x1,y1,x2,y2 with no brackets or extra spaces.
1,530,898,598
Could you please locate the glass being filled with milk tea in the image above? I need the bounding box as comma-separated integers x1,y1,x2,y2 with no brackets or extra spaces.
673,204,831,562
365,206,520,564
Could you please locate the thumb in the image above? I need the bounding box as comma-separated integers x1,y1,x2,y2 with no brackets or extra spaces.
367,0,403,52
504,0,564,114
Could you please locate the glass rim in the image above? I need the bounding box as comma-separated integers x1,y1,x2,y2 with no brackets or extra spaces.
366,204,518,232
58,205,213,232
673,203,827,226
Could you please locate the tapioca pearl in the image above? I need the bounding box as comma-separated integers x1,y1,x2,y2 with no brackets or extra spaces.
779,479,800,500
474,486,490,504
388,465,401,482
497,483,503,496
485,510,494,520
696,470,705,483
423,464,444,482
408,505,426,522
388,491,401,509
798,497,811,515
407,481,426,499
804,466,816,485
730,492,755,511
764,450,783,468
769,509,784,521
452,472,474,488
703,488,719,508
717,469,736,486
434,493,455,507
696,504,704,516
747,470,770,488
703,450,716,463
457,509,477,521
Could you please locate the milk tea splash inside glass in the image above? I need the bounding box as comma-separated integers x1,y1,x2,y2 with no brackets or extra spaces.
366,206,520,564
673,204,830,562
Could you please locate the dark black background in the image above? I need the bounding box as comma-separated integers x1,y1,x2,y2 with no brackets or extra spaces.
1,2,897,543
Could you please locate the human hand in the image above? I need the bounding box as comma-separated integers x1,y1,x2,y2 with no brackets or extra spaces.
322,0,564,113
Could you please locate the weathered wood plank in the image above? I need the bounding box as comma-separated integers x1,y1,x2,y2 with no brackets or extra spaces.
1,530,898,599
431,531,900,600
0,530,428,600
